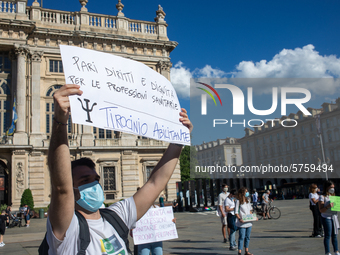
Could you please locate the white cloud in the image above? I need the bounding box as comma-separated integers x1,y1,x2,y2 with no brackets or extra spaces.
231,44,340,95
171,44,340,98
170,61,192,98
233,44,340,78
170,62,226,98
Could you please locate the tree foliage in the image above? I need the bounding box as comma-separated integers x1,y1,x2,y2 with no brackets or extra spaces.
179,145,207,182
20,188,34,209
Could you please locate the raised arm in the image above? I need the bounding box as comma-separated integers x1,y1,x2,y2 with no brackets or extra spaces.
133,108,193,220
48,84,83,240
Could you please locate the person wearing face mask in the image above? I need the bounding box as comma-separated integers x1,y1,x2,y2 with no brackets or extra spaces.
45,84,193,255
309,183,322,238
319,180,340,255
235,187,255,255
224,189,238,251
262,190,272,220
218,184,230,243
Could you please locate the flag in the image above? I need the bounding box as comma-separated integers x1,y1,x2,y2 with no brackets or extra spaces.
6,97,18,136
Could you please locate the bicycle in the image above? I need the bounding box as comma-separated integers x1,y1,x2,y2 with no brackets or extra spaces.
254,201,281,220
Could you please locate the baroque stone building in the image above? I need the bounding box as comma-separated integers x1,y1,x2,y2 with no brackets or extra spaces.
239,99,340,195
0,0,180,209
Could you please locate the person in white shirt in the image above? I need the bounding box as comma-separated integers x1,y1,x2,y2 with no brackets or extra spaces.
319,180,340,255
224,189,237,251
262,190,272,219
46,84,193,255
235,187,256,255
309,183,322,237
218,184,229,243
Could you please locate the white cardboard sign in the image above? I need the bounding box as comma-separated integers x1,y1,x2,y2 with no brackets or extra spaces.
59,45,190,145
132,206,178,245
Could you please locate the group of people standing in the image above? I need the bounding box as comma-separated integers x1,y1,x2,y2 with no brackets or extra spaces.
309,180,340,255
218,184,256,255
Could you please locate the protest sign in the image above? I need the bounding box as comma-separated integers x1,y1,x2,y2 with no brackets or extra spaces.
242,213,258,222
59,45,190,145
132,206,178,245
329,196,340,212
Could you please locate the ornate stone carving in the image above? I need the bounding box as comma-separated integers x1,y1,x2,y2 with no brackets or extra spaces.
156,60,172,72
116,0,124,16
31,51,43,62
155,5,166,22
79,0,88,12
14,45,29,57
16,162,24,195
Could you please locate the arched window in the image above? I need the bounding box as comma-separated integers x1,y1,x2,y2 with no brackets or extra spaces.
45,85,73,138
0,80,11,136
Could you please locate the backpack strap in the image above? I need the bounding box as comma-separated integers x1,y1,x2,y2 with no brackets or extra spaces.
74,211,91,255
99,208,131,254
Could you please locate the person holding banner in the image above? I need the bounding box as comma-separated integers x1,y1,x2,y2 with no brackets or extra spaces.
235,187,256,255
319,181,340,255
45,84,193,255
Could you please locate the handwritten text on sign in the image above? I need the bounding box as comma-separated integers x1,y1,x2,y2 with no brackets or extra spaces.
133,206,178,245
59,45,190,145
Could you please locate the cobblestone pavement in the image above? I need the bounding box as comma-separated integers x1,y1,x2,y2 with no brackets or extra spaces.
0,199,337,254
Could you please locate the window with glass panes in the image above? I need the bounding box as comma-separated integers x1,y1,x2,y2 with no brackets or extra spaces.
49,60,63,73
0,82,11,136
0,52,11,74
93,127,113,139
146,166,153,182
103,166,116,191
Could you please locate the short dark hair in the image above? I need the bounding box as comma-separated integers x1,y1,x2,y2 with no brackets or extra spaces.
222,183,228,188
230,189,237,195
71,157,95,173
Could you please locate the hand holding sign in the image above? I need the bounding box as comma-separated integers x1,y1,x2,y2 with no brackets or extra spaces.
53,84,83,125
59,46,191,145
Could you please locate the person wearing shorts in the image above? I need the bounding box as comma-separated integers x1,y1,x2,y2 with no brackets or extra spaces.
24,204,31,227
262,190,272,219
218,184,229,243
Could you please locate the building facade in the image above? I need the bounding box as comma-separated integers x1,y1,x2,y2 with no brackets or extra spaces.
0,0,180,209
239,99,340,195
195,137,243,177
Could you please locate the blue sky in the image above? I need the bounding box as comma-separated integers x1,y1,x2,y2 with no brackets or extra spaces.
29,0,340,144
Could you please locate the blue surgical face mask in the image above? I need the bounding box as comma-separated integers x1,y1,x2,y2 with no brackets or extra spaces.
75,181,105,212
245,192,249,197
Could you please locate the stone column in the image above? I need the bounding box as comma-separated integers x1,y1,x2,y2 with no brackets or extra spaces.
30,51,45,147
121,150,139,198
13,45,28,145
81,125,94,146
156,60,172,80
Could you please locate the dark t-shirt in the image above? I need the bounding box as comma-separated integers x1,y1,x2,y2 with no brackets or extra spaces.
0,215,8,229
24,206,31,216
5,208,11,219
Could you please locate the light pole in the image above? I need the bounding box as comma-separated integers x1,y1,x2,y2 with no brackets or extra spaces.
315,114,328,180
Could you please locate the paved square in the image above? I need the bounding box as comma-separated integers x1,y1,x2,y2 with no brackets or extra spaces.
0,199,338,254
